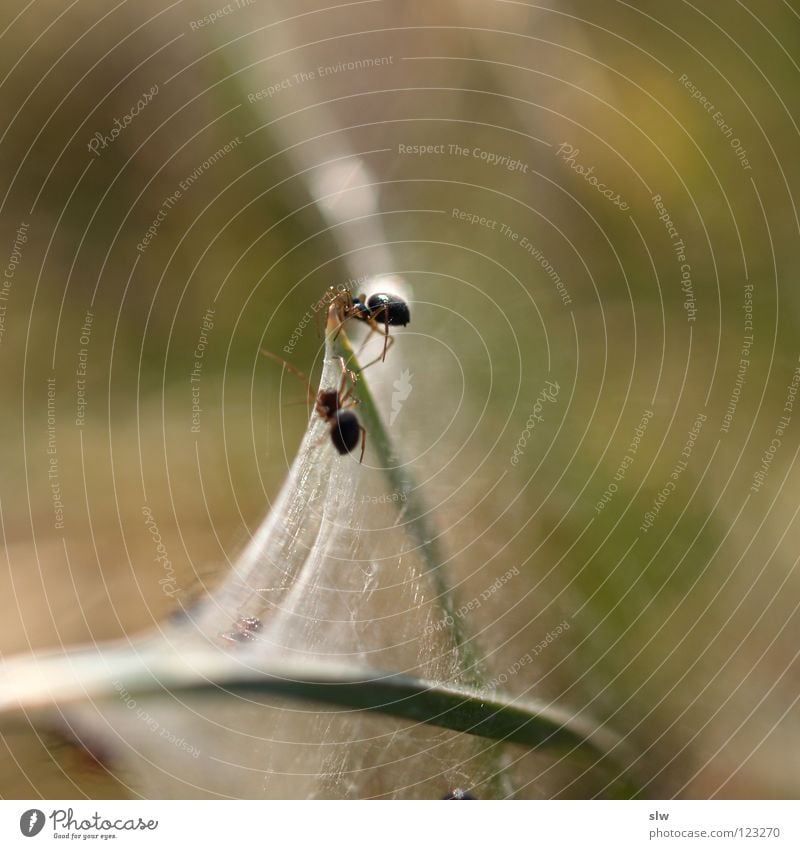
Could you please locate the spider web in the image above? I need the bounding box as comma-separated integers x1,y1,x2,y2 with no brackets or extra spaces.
59,71,511,794
67,337,508,799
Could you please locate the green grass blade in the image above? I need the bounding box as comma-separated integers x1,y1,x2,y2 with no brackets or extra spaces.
0,639,630,765
328,316,487,687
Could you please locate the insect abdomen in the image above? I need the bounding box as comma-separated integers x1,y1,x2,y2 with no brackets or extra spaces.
331,410,360,454
366,293,410,326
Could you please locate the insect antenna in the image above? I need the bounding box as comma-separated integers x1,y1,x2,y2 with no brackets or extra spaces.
261,349,315,403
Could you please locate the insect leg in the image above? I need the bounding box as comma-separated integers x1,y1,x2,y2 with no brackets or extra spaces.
358,333,394,371
261,349,315,402
358,423,367,463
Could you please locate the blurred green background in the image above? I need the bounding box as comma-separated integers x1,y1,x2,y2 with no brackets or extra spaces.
1,0,800,798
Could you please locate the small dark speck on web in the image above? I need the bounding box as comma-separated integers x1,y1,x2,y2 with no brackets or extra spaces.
442,789,476,799
220,615,263,646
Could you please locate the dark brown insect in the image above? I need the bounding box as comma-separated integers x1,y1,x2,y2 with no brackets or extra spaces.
262,350,367,462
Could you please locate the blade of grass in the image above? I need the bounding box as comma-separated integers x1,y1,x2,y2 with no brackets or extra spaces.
324,313,638,796
0,639,631,766
327,312,487,688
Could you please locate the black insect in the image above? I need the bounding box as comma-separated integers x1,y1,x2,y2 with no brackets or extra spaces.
327,287,411,364
262,350,366,462
354,292,411,327
442,789,476,800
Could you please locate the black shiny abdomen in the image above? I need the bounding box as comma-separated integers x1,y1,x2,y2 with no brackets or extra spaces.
331,410,360,454
365,292,410,326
